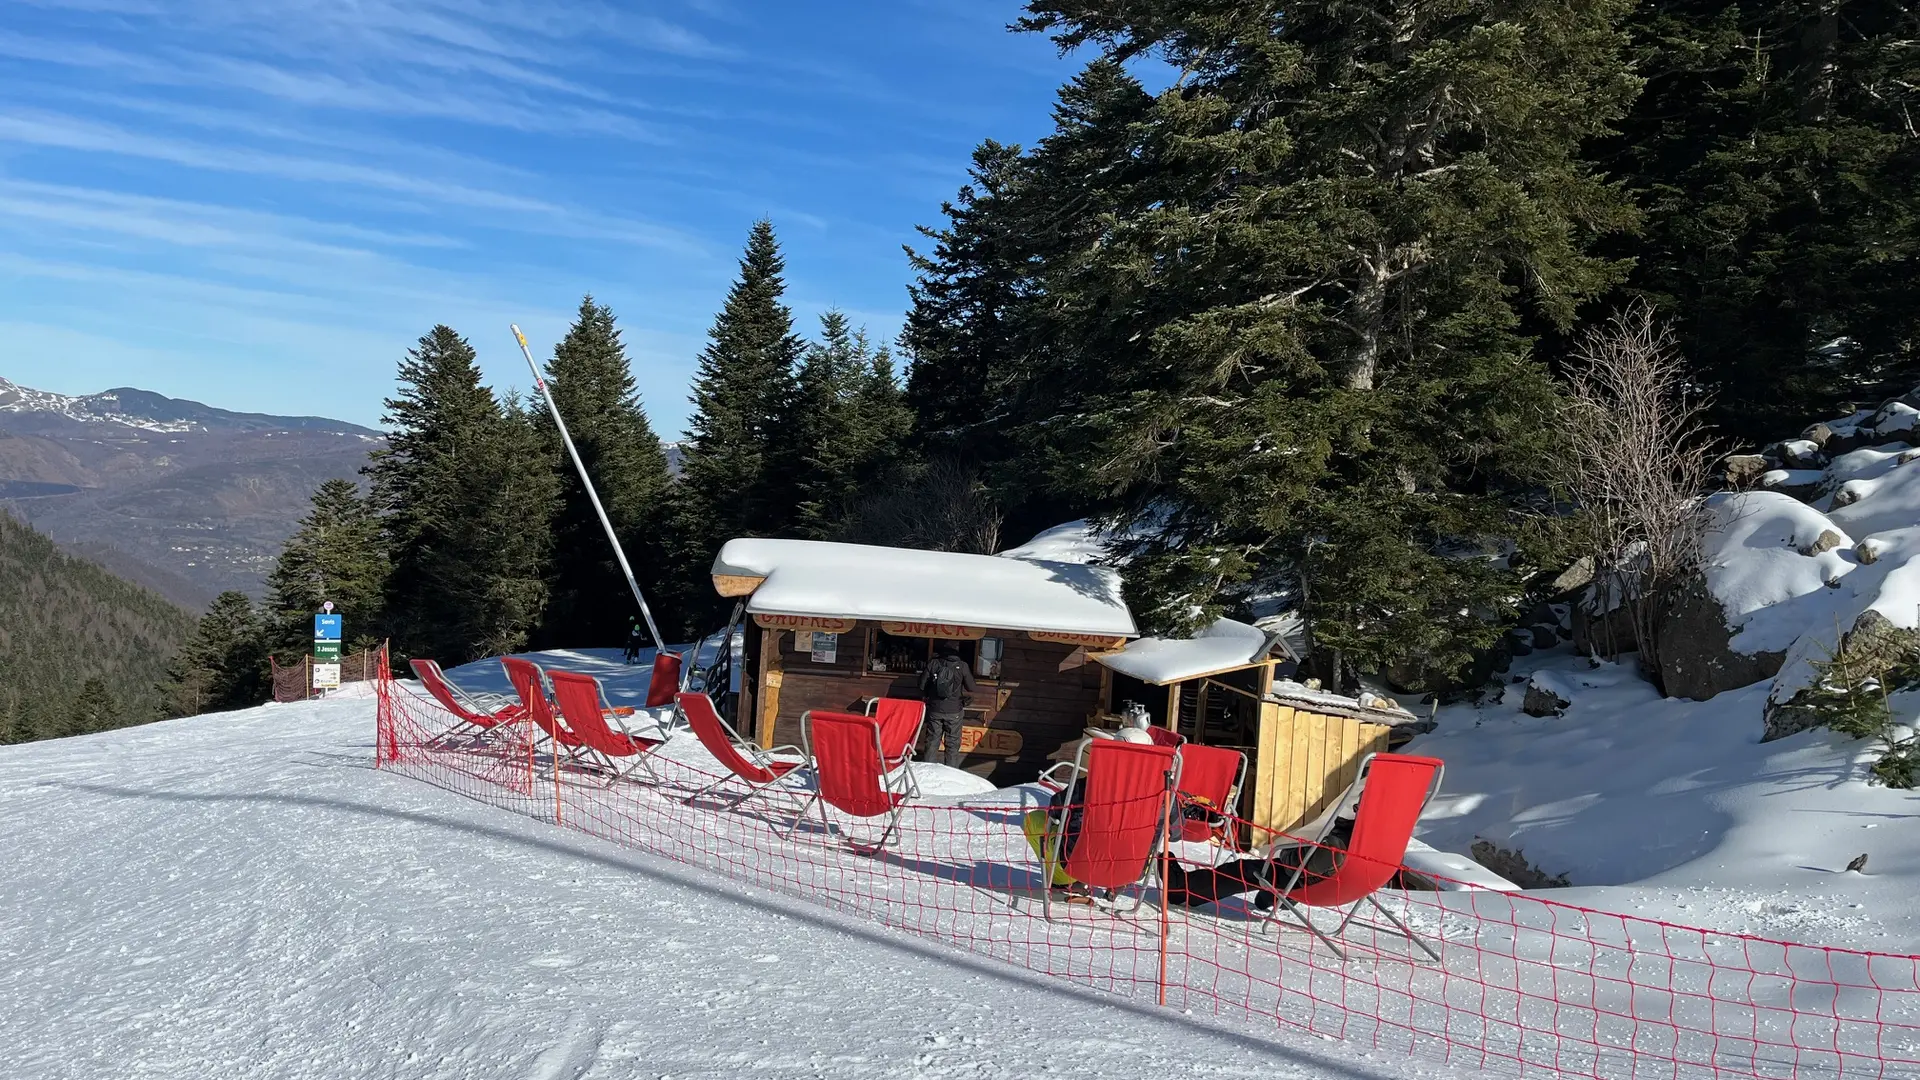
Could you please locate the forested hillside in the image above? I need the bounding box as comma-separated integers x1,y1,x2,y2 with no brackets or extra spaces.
0,511,197,742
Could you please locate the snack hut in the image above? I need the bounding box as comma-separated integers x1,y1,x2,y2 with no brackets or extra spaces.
710,538,1139,784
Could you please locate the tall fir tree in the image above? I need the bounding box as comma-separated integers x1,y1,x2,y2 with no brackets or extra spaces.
58,678,121,738
163,591,270,716
1603,1,1920,442
673,220,805,631
791,311,914,538
903,142,1032,465
935,1,1643,685
264,478,389,658
531,297,672,650
371,325,558,664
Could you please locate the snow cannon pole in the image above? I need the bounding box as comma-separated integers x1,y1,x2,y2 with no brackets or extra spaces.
511,324,666,650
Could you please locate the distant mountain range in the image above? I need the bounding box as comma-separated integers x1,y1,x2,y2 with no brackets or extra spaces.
0,377,383,608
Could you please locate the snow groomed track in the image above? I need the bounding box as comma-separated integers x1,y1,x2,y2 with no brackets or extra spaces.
376,674,1920,1080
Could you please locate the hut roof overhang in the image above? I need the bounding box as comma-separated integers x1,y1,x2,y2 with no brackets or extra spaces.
712,538,1138,638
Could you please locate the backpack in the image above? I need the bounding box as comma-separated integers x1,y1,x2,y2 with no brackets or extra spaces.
927,657,962,700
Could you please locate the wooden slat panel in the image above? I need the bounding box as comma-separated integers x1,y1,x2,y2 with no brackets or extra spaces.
1304,712,1328,825
756,626,783,747
1253,704,1286,838
1287,710,1313,833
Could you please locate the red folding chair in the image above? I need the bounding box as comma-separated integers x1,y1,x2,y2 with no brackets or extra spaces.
1040,739,1181,923
870,697,926,796
1146,726,1184,748
789,709,913,851
676,691,806,810
1263,752,1444,961
547,670,671,786
410,658,524,745
645,651,684,708
502,657,590,765
1174,743,1248,847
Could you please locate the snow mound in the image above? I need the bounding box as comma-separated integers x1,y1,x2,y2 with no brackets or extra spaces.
1702,492,1852,655
1695,390,1920,707
1413,651,1920,949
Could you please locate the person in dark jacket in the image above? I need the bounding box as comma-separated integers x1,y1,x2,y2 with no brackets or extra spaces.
918,642,975,767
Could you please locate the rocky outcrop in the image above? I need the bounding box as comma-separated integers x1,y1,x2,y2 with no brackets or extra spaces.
1764,609,1920,741
1521,680,1569,717
1722,454,1770,489
1798,529,1847,556
1657,575,1787,701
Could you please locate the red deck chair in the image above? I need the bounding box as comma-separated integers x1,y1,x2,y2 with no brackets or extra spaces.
501,657,590,764
1146,726,1185,748
1263,752,1444,962
1040,739,1181,922
870,697,926,796
410,658,523,744
790,709,913,851
1173,743,1248,847
676,691,806,810
645,651,684,708
547,670,671,786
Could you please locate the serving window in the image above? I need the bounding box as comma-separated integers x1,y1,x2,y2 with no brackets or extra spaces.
864,630,999,679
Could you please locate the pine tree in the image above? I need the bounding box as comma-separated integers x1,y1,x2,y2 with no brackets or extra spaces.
531,297,671,650
673,221,805,630
58,678,121,738
1605,1,1920,441
162,591,269,716
0,693,26,746
903,142,1031,463
264,479,388,658
371,325,558,664
477,394,561,658
791,312,914,538
954,2,1642,684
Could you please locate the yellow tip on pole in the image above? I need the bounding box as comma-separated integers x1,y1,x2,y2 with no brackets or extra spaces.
511,323,529,349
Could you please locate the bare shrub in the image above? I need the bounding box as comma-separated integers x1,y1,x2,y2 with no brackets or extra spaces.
837,457,1004,554
1555,301,1718,690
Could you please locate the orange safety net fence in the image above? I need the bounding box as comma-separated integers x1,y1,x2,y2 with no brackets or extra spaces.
374,672,1920,1080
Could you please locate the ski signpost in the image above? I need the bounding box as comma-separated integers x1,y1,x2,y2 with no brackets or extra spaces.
313,602,342,692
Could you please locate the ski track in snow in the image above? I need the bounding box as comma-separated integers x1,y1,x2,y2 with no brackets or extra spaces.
0,692,1465,1080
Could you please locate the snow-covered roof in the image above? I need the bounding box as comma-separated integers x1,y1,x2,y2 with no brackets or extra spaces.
712,538,1136,637
1095,618,1274,685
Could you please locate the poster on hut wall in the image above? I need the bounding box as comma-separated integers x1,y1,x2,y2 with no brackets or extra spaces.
809,632,839,664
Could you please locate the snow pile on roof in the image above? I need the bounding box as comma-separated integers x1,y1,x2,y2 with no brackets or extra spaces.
714,537,1136,637
997,519,1116,565
1097,618,1272,685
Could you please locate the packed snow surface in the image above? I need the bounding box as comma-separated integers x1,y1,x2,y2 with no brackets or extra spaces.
713,537,1136,637
1412,649,1920,951
2,651,1487,1080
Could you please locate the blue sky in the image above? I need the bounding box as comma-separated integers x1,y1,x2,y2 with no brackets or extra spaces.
0,0,1084,433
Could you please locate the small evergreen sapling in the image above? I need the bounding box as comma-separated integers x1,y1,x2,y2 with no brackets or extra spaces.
1801,642,1920,789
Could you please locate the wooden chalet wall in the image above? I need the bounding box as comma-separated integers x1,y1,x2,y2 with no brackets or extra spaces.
1250,702,1391,839
751,621,1106,785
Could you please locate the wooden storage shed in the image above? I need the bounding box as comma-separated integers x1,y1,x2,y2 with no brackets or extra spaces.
1093,619,1429,839
711,538,1139,785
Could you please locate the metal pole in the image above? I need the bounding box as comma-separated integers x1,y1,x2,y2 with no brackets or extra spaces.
510,323,665,649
